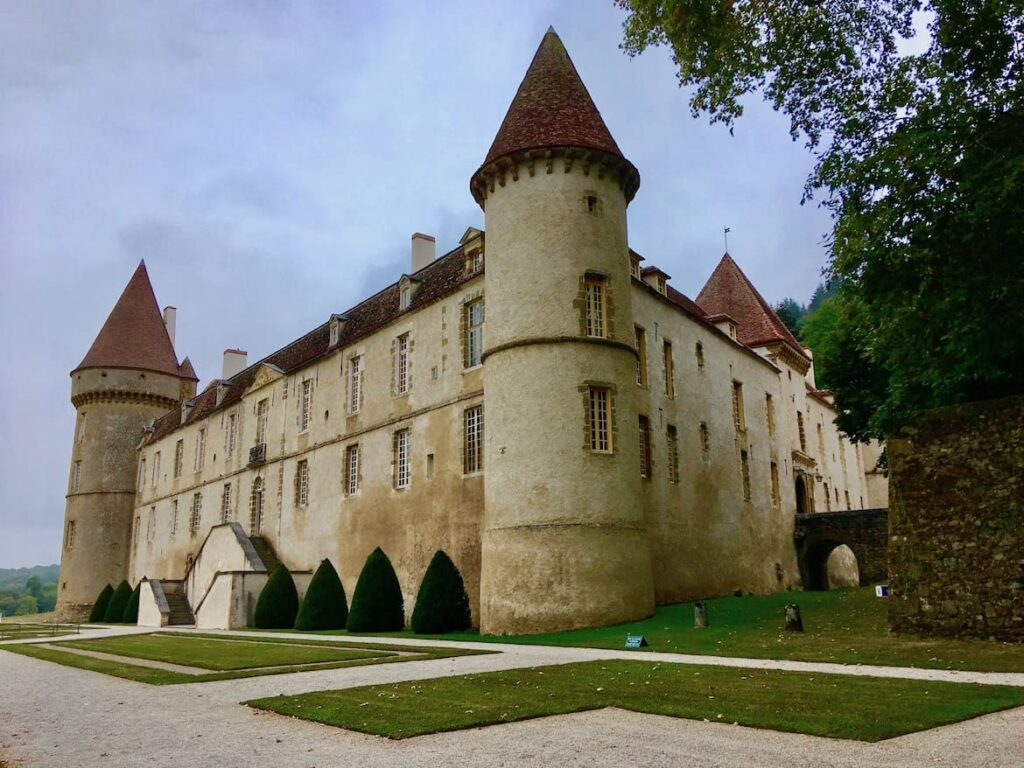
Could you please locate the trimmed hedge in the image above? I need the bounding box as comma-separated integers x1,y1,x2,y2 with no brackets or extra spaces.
347,547,404,632
103,580,132,623
88,584,114,623
295,559,348,631
254,564,299,629
122,581,141,624
411,550,471,634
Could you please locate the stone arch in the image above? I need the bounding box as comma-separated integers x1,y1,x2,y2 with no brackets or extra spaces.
795,475,808,515
794,507,889,590
800,539,864,590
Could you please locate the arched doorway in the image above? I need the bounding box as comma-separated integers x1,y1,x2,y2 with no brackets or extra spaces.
795,475,807,515
249,477,264,536
801,540,862,590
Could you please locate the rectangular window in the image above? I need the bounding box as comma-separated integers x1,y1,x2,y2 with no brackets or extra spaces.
466,249,484,274
465,299,485,368
817,423,826,462
71,461,82,493
741,450,751,501
700,422,710,457
194,428,206,471
170,500,178,535
766,394,775,439
348,356,362,414
845,490,851,510
770,461,781,507
584,277,606,338
464,406,484,474
139,457,146,491
152,451,161,488
255,398,269,445
588,386,612,453
133,515,140,548
344,444,360,496
663,341,674,399
395,334,410,394
840,439,847,471
190,492,202,534
695,341,705,369
221,483,232,523
797,411,807,452
634,326,647,387
295,460,309,507
147,507,156,542
173,439,184,478
64,520,76,550
226,413,237,458
732,381,745,433
639,416,652,478
393,429,411,489
299,379,313,432
630,256,641,280
667,425,679,484
76,413,86,445
824,483,832,511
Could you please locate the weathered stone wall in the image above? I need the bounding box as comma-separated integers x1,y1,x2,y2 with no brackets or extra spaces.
888,395,1024,641
793,508,888,590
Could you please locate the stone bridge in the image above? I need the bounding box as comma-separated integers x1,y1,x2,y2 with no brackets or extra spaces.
794,508,888,590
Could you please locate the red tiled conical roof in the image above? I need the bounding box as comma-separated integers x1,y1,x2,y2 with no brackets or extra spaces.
178,357,198,381
482,27,626,167
73,261,181,376
696,253,809,359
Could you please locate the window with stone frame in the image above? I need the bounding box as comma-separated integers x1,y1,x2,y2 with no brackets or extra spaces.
584,276,607,338
170,500,178,535
695,341,705,369
194,428,206,471
395,334,410,395
824,482,832,511
663,340,674,399
770,461,781,507
588,386,612,453
639,415,652,478
138,457,146,491
255,398,269,445
174,439,184,478
249,477,264,536
348,356,363,414
464,405,484,474
71,461,82,493
152,451,161,488
741,450,752,501
635,326,647,387
464,299,485,368
226,413,237,458
295,460,310,508
76,412,86,445
466,248,484,275
399,285,412,311
299,379,313,432
133,515,140,548
667,425,679,484
765,394,776,439
731,381,745,433
393,429,411,489
189,492,202,534
64,520,76,550
147,506,156,542
700,422,711,457
845,490,852,510
344,444,360,496
797,411,807,452
221,483,232,523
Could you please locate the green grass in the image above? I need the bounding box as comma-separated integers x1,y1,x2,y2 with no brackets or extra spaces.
0,632,490,685
247,659,1024,742
380,587,1023,673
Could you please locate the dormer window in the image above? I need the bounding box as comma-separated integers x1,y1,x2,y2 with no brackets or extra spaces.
630,255,641,280
466,249,484,275
398,276,420,311
657,276,667,295
328,314,346,347
400,286,412,311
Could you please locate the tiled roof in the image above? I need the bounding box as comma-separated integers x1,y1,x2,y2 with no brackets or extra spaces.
482,28,628,169
74,261,181,376
696,253,809,360
178,357,198,381
147,245,476,443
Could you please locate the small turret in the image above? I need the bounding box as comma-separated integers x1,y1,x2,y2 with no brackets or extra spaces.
55,262,196,620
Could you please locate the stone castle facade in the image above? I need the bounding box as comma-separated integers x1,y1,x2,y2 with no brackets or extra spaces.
56,29,887,633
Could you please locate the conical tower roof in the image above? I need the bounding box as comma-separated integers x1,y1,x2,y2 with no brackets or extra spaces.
73,261,181,376
472,27,639,204
696,253,809,360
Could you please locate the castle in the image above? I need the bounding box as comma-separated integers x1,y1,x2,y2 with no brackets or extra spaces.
55,29,887,633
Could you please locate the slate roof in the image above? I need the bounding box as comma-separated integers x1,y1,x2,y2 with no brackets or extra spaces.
695,253,809,360
74,261,181,376
147,244,476,443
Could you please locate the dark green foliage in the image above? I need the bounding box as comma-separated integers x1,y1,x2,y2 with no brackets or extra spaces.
411,550,471,634
347,547,404,632
254,564,299,629
89,585,114,622
103,580,132,623
774,298,804,338
122,582,141,624
0,565,60,616
294,559,348,631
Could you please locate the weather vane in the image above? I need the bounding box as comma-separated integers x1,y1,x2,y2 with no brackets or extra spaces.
724,227,731,253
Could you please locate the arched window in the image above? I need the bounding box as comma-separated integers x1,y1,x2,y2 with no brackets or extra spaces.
249,477,264,536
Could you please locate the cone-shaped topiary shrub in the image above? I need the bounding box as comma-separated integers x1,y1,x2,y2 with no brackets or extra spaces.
254,564,299,629
88,584,114,623
411,550,471,634
122,581,141,624
294,559,348,631
346,547,404,632
103,580,132,623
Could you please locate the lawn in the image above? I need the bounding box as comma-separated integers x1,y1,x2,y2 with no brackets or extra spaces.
1,632,490,685
247,659,1024,742
393,587,1024,673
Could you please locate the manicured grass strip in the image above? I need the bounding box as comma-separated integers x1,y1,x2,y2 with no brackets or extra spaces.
402,587,1024,673
59,634,384,670
247,659,1024,742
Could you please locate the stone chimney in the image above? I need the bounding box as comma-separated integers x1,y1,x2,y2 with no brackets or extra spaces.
163,306,177,348
411,233,436,273
222,348,248,380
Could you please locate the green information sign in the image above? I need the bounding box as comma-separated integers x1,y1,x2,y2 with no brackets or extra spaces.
625,634,648,649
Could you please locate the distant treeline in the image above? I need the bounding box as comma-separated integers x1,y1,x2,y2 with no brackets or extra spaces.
0,564,59,616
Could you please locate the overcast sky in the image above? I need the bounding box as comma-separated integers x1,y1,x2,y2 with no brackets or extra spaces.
1,1,842,569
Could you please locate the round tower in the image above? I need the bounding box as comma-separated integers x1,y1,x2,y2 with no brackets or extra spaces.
474,28,654,634
55,262,196,620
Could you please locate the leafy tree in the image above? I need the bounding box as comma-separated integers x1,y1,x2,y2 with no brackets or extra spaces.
774,298,804,338
122,582,141,624
254,564,299,629
617,0,1024,439
103,580,132,623
25,576,44,600
294,559,348,631
14,594,38,615
800,297,843,390
347,547,405,633
411,550,472,634
88,584,114,622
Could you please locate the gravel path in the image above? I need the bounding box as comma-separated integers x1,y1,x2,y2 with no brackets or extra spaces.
2,627,1022,767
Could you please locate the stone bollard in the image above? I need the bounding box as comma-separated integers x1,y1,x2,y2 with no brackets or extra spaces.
785,603,804,632
694,600,709,628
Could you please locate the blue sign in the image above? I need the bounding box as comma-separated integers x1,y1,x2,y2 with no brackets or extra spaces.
625,634,648,649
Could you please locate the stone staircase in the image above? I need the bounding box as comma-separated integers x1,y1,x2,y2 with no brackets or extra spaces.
249,536,281,573
160,580,195,626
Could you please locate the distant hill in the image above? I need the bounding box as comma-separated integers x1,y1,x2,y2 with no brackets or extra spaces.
0,564,59,593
